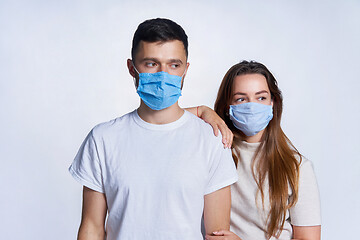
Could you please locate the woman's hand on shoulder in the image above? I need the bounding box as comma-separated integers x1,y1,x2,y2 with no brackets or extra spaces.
205,230,242,240
197,105,233,149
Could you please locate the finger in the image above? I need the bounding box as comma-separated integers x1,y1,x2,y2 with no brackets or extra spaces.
218,124,230,148
222,134,229,148
225,125,234,148
228,130,234,148
226,131,232,148
211,123,219,137
216,123,226,140
205,235,225,240
212,231,224,236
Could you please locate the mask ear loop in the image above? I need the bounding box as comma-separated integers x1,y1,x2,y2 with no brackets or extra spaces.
181,65,188,78
180,65,188,90
132,61,140,88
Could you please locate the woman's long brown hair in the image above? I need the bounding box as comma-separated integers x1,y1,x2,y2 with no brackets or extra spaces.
214,61,301,239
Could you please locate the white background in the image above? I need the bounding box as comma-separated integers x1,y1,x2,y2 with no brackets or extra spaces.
1,0,359,239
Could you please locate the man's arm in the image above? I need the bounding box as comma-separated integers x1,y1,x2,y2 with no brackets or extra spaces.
203,186,231,235
78,186,107,240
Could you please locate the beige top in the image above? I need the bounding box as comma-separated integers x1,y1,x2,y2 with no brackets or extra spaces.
230,140,321,240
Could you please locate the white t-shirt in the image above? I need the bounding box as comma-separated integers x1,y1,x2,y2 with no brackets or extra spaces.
230,140,321,240
69,110,238,240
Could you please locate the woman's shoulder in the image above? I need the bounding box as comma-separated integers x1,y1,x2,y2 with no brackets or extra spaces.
287,152,318,186
294,154,314,169
290,149,308,165
293,154,319,186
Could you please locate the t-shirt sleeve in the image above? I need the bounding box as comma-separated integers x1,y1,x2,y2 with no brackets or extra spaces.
290,159,321,226
68,130,105,193
204,137,238,195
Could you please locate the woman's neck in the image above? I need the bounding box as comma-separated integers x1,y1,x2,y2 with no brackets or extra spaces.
244,128,265,143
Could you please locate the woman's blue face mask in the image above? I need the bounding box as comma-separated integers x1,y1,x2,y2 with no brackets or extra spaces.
229,102,273,136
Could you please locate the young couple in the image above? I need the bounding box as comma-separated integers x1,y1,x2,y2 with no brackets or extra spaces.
69,18,321,240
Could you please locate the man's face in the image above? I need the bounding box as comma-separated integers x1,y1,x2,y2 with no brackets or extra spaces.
128,40,189,86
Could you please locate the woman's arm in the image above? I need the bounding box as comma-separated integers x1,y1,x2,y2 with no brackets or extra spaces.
78,186,108,240
290,160,321,240
185,105,233,148
292,225,321,240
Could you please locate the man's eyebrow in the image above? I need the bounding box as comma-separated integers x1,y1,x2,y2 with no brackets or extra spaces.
139,58,183,64
255,90,269,95
168,59,183,64
140,57,160,63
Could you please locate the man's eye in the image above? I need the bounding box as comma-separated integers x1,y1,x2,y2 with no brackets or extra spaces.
170,64,179,68
145,62,156,67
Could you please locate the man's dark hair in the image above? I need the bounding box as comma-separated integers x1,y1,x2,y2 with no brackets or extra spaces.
131,18,188,60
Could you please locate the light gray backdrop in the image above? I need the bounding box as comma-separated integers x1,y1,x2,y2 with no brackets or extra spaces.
1,0,359,239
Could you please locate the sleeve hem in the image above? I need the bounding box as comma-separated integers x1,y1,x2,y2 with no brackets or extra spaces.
291,222,322,227
69,166,105,193
204,176,238,195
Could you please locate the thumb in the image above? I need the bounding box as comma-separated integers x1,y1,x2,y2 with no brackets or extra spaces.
213,230,232,235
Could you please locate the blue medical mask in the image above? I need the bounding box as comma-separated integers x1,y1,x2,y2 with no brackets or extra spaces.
229,102,273,136
133,64,186,110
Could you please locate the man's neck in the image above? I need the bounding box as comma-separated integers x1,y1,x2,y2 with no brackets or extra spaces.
137,101,184,125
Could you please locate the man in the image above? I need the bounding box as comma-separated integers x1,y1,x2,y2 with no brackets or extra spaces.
69,18,238,240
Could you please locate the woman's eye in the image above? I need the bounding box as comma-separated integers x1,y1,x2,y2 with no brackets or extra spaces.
236,98,245,102
258,97,266,101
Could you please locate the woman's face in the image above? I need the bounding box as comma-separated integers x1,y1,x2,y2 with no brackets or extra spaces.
231,73,273,106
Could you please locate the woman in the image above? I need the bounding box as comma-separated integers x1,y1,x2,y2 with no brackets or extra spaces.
202,61,321,240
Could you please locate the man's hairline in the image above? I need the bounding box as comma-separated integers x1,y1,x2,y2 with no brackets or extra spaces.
132,40,188,63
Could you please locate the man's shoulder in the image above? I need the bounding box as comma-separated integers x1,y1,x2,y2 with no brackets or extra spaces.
185,110,212,130
184,110,224,145
91,110,136,137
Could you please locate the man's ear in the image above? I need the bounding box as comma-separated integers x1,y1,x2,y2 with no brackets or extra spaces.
184,62,190,77
180,62,190,89
127,59,136,78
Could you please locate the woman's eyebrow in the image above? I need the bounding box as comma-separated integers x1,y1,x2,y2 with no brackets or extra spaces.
255,90,269,95
233,92,247,96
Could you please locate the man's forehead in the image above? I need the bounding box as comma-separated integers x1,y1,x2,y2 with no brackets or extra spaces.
136,40,187,59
